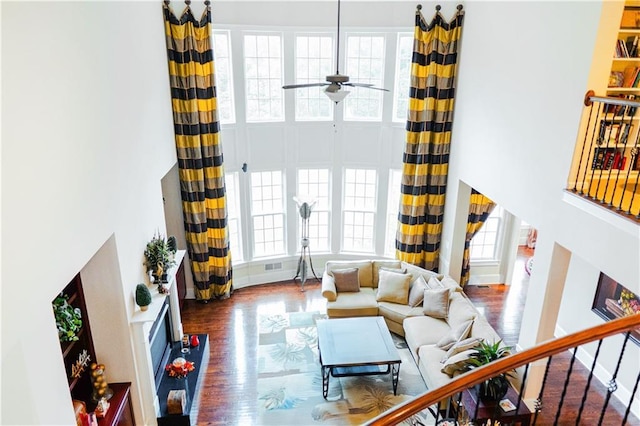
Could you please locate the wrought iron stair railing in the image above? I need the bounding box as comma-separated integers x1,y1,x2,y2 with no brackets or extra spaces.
365,313,640,425
567,91,640,222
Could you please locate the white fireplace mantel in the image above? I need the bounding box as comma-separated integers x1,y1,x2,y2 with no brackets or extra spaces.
130,250,185,425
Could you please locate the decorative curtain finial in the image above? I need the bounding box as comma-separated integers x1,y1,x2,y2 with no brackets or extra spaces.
185,0,191,5
435,5,441,11
457,4,464,11
204,0,210,4
416,4,422,11
163,0,170,5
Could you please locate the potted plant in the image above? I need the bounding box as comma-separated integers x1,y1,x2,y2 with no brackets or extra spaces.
135,283,152,311
462,340,514,402
52,293,83,342
144,232,177,288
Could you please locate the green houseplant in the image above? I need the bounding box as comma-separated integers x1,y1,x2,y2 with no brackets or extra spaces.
462,340,514,402
144,232,177,286
52,293,83,342
135,283,152,311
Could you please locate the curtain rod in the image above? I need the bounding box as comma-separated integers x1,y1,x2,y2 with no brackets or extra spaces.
164,0,211,5
416,4,464,12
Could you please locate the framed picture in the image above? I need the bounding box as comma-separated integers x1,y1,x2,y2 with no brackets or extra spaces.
621,7,640,29
591,272,640,345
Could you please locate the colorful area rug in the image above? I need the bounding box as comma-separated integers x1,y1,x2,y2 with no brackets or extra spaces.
256,311,433,425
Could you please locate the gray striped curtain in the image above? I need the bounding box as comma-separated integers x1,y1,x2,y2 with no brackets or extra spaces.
163,2,233,300
460,189,496,286
396,5,465,271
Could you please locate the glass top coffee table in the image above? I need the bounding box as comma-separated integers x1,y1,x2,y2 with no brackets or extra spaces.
316,316,401,398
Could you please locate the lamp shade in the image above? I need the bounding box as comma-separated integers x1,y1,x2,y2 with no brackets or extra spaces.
324,89,350,103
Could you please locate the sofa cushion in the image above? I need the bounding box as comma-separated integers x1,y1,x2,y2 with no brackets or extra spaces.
436,319,474,350
417,345,452,389
326,260,374,287
372,260,403,286
408,275,428,307
422,287,450,318
325,288,379,317
442,336,484,362
332,268,360,292
447,292,478,328
402,262,445,282
441,348,476,376
404,315,451,360
378,302,423,325
376,269,412,304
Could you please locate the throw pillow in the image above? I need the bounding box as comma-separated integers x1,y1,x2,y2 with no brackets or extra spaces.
441,348,477,376
436,319,474,350
333,268,360,292
408,275,428,307
422,287,450,319
427,276,445,290
376,269,412,304
441,337,484,363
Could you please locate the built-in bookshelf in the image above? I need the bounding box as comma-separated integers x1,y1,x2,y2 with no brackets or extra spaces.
602,1,640,176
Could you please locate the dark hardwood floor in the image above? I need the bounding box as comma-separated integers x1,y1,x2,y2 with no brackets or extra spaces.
180,248,638,425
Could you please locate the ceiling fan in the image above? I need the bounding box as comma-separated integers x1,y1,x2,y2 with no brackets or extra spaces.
282,0,389,103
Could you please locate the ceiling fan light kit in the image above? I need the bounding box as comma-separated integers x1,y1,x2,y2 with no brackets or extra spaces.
324,89,350,103
281,0,389,104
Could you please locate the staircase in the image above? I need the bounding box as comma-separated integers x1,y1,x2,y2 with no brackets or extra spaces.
365,314,640,425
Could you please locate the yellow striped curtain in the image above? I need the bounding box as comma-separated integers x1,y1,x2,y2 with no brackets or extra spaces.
460,189,496,286
396,5,465,271
163,2,232,300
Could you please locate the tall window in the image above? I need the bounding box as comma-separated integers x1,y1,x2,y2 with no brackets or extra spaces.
385,169,402,257
342,168,377,252
295,35,334,121
297,168,331,252
250,171,285,257
213,30,236,124
244,34,284,122
344,34,385,121
470,206,504,261
225,172,243,262
392,33,413,122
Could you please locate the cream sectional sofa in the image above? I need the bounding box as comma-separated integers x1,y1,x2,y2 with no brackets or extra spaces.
321,259,515,390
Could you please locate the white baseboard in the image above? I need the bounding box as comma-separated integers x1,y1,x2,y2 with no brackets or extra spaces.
554,325,640,420
467,274,502,285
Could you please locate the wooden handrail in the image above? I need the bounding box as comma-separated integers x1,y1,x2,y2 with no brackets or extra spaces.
366,313,640,426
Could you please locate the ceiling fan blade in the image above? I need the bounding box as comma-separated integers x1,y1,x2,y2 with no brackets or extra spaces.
344,82,374,87
282,82,329,89
344,83,389,92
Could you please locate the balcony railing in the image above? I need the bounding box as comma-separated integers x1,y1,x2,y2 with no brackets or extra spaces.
365,314,640,425
567,91,640,222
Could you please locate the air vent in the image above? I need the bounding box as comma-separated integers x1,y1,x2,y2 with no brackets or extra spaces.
264,262,282,271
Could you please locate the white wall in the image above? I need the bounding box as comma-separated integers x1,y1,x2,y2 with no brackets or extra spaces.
2,2,176,424
3,0,639,423
440,0,640,415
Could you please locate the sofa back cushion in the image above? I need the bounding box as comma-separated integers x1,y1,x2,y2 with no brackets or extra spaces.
376,269,412,304
447,292,478,328
326,260,373,287
401,262,444,283
372,260,402,287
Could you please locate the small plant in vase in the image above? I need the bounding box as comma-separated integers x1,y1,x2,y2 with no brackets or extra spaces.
461,339,514,402
135,283,152,311
144,232,177,293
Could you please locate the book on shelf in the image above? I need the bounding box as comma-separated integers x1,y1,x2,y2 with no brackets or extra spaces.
622,66,640,87
610,71,624,88
626,35,639,57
